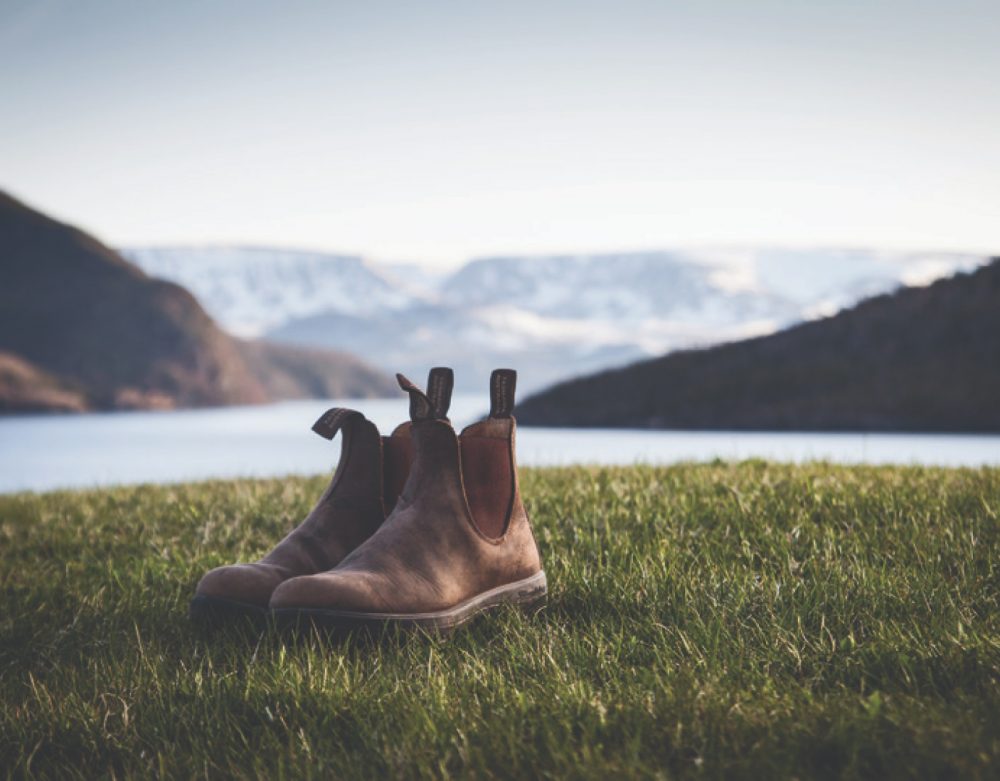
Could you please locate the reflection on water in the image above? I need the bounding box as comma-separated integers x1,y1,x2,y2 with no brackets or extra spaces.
1,396,998,493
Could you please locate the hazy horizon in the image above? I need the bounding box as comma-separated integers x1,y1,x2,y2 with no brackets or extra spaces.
115,234,992,275
3,0,999,266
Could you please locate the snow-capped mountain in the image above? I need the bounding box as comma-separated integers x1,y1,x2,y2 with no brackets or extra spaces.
444,249,985,325
123,245,988,393
123,246,419,337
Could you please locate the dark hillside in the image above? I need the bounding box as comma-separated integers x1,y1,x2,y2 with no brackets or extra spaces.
0,192,394,412
516,260,1000,432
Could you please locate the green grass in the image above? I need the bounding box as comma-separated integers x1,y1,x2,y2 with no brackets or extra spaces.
1,462,998,779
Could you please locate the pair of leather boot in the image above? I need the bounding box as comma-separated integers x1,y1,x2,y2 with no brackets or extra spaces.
190,368,547,632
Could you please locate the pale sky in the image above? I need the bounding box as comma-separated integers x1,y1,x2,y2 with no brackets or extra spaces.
2,0,999,267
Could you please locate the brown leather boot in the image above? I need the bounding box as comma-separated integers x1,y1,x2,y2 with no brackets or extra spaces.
270,369,547,632
189,369,451,623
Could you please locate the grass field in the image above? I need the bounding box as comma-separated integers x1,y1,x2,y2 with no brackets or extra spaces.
1,462,998,779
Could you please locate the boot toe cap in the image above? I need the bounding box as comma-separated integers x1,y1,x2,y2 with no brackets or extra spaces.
270,571,390,614
196,563,284,608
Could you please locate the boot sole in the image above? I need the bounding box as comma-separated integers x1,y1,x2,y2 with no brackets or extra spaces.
189,594,268,626
274,571,547,634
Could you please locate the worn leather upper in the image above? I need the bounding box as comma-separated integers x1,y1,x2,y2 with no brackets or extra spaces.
195,410,388,606
196,370,461,608
270,369,543,614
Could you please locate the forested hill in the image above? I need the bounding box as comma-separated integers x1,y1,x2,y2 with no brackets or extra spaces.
516,259,1000,432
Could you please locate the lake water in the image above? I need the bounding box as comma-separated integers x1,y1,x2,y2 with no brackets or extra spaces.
1,395,998,494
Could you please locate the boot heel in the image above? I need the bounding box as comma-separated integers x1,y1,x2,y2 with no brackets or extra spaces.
519,592,547,616
510,571,547,614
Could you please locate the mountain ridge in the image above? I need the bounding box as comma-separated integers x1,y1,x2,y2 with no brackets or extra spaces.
514,260,1000,432
126,245,987,393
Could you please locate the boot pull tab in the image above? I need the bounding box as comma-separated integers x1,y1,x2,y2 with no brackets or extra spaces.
489,368,517,418
396,373,446,421
426,366,454,419
312,407,367,440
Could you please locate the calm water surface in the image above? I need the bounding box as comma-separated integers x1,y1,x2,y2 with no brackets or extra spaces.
1,395,998,493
